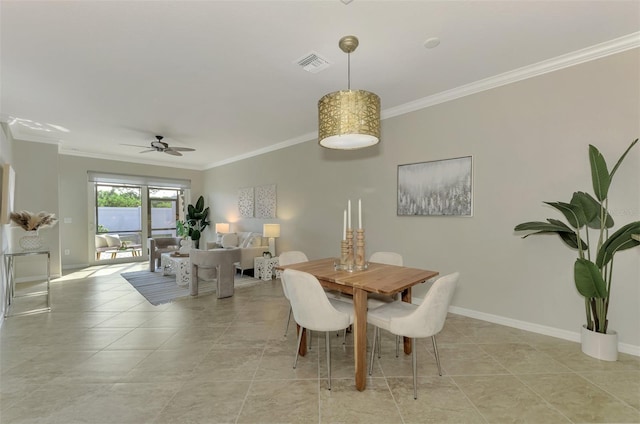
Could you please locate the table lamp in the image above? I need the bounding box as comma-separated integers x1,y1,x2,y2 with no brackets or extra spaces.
263,224,280,257
215,223,230,234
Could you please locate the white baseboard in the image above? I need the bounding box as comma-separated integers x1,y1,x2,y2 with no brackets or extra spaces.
447,305,640,357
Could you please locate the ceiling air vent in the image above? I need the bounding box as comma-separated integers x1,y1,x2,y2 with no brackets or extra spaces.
294,51,331,73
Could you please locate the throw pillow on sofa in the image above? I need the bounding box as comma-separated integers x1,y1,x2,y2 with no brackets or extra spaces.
221,233,239,248
105,234,121,247
95,235,108,248
246,234,263,248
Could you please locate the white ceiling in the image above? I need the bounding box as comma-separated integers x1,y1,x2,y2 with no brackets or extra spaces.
2,1,639,170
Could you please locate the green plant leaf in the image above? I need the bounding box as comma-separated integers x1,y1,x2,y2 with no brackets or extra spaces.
195,196,204,212
596,221,640,267
589,145,610,202
609,138,638,181
514,219,587,250
571,191,614,229
544,201,586,228
571,192,596,225
514,221,574,233
557,231,586,250
191,229,201,241
574,258,607,299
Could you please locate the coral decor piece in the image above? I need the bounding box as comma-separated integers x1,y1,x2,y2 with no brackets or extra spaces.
10,210,58,231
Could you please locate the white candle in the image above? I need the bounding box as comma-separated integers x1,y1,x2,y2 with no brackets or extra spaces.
348,200,351,229
358,199,362,229
343,209,347,240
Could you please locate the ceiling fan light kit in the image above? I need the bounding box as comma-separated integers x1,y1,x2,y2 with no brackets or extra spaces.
318,35,381,150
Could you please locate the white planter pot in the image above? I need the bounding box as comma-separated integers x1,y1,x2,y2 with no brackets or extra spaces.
581,325,618,361
19,231,43,250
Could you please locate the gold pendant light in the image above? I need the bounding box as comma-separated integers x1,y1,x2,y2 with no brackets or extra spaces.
318,35,381,150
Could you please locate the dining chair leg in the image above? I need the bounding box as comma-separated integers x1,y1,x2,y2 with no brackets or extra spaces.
412,338,418,400
284,306,292,337
326,331,332,390
369,326,378,376
293,327,304,369
308,330,312,350
432,335,442,376
395,335,400,358
377,328,382,359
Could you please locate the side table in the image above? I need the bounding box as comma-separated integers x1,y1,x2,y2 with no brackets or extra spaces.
161,252,190,287
3,247,51,317
254,256,279,281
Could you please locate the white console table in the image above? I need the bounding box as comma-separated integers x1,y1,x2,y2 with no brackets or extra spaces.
161,252,190,287
254,256,280,281
3,247,51,317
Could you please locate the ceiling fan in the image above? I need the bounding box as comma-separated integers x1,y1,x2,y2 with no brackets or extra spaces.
122,135,195,156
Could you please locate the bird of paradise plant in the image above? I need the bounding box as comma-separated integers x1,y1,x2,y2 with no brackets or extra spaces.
514,138,639,334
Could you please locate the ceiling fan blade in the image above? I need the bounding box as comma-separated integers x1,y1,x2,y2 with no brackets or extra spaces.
164,149,182,156
139,149,155,153
121,143,151,149
170,147,196,152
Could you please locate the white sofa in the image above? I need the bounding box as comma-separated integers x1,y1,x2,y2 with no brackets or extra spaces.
205,231,270,275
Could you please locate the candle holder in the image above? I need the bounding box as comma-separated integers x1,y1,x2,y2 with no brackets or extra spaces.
340,240,348,267
355,229,365,268
335,227,368,272
346,228,354,267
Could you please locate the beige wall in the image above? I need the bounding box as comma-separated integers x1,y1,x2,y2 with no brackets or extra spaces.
58,155,204,268
203,50,640,349
11,140,61,279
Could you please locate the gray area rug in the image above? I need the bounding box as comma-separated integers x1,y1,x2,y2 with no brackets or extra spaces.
120,271,261,305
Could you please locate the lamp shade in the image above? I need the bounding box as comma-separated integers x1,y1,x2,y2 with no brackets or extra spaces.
263,223,280,238
318,89,380,149
215,223,230,233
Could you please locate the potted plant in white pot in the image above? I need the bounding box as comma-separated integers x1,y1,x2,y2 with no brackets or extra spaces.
185,195,210,249
514,138,639,361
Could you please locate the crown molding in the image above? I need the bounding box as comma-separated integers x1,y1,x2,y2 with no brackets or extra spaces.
12,32,640,170
204,131,317,170
59,148,204,171
383,32,640,120
206,32,639,169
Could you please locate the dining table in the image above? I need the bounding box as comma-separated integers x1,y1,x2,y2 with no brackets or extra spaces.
276,257,438,391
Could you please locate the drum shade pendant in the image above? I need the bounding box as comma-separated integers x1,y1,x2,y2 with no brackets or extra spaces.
318,35,381,149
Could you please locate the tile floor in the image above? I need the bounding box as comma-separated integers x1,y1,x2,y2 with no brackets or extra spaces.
1,262,639,423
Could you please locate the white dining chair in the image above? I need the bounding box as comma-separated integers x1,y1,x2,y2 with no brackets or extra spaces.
367,251,404,355
282,269,354,390
367,272,459,399
367,252,403,309
278,251,309,337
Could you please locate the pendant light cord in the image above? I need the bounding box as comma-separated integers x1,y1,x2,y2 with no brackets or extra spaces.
347,52,351,90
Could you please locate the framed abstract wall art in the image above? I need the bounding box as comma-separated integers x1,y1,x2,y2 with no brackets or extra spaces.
397,156,473,217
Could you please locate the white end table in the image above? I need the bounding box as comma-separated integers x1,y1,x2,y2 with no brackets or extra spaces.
161,252,190,287
254,256,279,281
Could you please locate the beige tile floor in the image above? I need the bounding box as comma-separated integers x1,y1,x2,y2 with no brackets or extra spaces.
1,262,639,423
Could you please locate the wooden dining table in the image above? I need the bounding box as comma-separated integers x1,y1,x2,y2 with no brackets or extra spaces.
276,258,438,391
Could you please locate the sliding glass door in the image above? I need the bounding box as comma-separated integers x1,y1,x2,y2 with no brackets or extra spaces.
95,184,142,260
148,188,185,238
88,171,191,264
